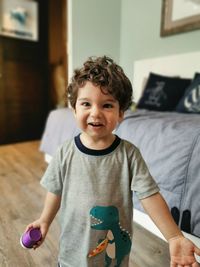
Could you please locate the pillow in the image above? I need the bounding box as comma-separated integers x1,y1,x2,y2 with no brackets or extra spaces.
176,74,200,113
193,72,200,80
137,73,191,111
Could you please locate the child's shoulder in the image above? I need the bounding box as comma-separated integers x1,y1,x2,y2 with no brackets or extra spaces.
55,138,75,157
120,138,138,150
60,137,75,149
119,138,142,159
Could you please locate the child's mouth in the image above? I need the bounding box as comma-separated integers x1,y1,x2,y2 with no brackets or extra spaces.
88,122,103,127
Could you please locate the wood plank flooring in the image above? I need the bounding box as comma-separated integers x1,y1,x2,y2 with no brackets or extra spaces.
131,223,170,267
0,141,170,267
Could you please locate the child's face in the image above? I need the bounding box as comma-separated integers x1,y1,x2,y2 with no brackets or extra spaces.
73,81,124,144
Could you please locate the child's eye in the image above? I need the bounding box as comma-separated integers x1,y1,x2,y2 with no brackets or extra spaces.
103,103,113,108
81,102,90,107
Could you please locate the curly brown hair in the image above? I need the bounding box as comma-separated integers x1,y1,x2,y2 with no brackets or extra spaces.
67,56,133,111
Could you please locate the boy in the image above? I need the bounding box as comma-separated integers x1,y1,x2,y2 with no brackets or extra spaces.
25,56,200,267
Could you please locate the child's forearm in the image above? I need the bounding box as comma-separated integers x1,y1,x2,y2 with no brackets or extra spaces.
39,191,61,227
140,192,183,241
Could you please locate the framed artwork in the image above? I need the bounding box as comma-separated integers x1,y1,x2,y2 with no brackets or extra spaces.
0,0,38,41
161,0,200,36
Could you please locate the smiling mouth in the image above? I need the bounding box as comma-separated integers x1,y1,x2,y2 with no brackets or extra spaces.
88,122,104,127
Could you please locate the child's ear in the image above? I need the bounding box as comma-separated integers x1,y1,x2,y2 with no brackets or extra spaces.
118,110,124,123
72,108,76,116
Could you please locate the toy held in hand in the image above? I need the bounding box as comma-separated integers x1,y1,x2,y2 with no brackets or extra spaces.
20,228,42,249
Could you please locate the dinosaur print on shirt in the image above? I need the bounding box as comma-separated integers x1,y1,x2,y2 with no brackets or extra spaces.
88,206,132,267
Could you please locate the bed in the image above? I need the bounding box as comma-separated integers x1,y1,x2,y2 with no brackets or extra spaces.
40,52,200,261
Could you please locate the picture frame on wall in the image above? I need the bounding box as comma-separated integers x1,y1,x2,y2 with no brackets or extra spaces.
161,0,200,36
0,0,38,41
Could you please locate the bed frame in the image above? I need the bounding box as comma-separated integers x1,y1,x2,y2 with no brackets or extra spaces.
133,51,200,262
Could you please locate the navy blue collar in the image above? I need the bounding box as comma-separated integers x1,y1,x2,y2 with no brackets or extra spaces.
74,134,121,156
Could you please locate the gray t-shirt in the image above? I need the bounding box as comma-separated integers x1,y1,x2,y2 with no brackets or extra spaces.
40,135,159,267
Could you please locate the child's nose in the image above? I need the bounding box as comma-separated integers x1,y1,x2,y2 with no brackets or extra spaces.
91,106,101,117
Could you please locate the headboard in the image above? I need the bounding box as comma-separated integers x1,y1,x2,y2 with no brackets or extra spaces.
133,51,200,103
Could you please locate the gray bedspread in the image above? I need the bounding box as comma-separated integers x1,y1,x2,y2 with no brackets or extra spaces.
40,108,200,237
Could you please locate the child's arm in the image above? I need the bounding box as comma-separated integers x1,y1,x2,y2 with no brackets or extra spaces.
140,192,200,266
25,191,61,249
140,192,182,240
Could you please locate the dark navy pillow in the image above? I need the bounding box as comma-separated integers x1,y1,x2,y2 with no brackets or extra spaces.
194,72,200,79
176,74,200,113
137,73,191,111
193,72,200,80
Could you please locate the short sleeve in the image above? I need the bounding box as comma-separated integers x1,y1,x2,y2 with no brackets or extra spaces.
40,146,63,195
131,148,159,199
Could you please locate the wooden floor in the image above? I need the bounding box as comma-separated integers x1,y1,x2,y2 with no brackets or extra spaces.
0,141,170,267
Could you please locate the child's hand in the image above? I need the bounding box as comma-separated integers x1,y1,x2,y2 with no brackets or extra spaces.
169,235,200,266
25,219,49,249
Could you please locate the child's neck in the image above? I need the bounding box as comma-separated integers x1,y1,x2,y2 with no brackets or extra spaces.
80,133,116,150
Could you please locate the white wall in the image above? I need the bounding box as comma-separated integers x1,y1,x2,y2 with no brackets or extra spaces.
68,0,121,80
120,0,200,81
68,0,200,82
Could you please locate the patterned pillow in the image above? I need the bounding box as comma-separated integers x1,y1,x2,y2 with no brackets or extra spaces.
137,73,191,111
193,72,200,80
176,73,200,113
